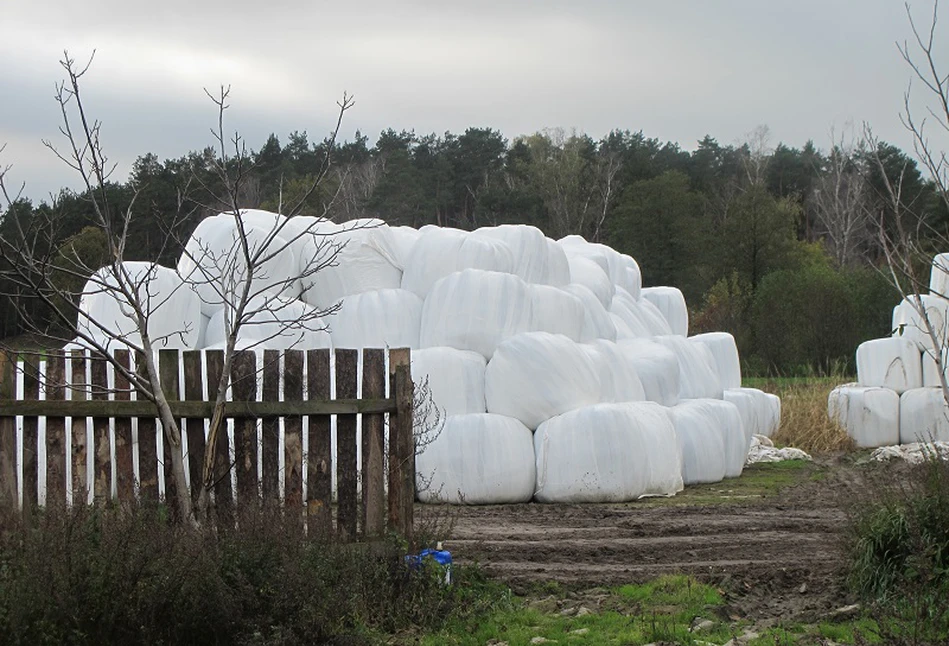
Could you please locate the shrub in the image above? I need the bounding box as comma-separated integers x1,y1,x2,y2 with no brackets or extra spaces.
849,451,949,643
0,502,503,645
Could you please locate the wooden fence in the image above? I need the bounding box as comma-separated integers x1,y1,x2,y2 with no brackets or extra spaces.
0,347,415,539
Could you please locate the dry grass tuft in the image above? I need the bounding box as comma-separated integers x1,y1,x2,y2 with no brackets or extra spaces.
747,376,855,455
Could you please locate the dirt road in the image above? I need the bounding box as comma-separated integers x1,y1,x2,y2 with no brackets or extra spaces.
438,457,879,622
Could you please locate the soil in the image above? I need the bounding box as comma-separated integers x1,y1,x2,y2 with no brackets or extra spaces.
435,454,904,627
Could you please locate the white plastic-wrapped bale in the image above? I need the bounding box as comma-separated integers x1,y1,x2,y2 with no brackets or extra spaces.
582,340,646,403
641,287,688,337
764,392,782,437
609,295,652,338
77,262,202,350
668,401,727,484
528,284,585,342
485,332,601,429
299,219,403,310
922,348,949,387
690,332,742,390
892,294,949,352
420,269,531,359
638,297,674,336
178,214,300,315
559,235,637,295
534,402,683,503
401,228,514,297
708,398,748,477
610,313,637,341
563,284,618,343
855,337,922,393
411,347,487,417
828,384,900,448
203,296,332,350
546,239,571,287
723,387,780,439
930,253,949,297
416,413,535,504
476,224,551,284
388,225,421,271
565,255,614,308
620,255,643,301
329,289,422,350
900,387,949,444
654,335,724,400
617,338,681,407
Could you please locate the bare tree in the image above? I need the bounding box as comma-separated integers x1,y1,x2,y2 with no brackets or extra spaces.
811,128,872,267
871,1,949,405
0,51,355,524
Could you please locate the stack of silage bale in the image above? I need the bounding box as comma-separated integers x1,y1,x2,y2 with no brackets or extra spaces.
74,210,782,503
830,253,949,447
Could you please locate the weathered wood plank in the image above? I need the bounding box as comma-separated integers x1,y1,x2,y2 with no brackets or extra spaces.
284,350,303,513
21,354,40,509
261,350,279,504
205,350,233,524
45,353,67,507
158,350,181,516
70,351,88,506
231,351,258,507
90,356,110,502
336,349,358,540
362,349,385,536
306,349,332,535
136,352,159,502
182,351,205,507
388,348,414,540
113,350,135,503
0,353,16,511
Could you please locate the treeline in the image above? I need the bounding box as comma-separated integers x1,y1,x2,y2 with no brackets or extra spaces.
2,125,945,375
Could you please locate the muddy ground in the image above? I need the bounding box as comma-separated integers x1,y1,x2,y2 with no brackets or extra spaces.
433,455,902,627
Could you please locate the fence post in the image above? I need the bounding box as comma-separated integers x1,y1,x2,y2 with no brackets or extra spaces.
21,354,40,510
90,355,110,502
182,351,205,508
388,348,414,541
362,349,385,536
113,350,135,503
46,353,66,507
283,350,304,517
159,350,181,515
0,352,16,512
336,349,358,540
70,350,88,505
262,350,280,505
306,349,332,535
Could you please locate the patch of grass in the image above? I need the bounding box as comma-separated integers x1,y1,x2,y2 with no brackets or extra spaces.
419,574,736,646
745,376,854,454
640,460,817,507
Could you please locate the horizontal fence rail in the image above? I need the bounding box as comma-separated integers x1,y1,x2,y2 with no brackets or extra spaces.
0,348,415,539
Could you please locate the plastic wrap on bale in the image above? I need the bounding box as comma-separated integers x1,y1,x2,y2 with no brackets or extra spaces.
654,335,724,400
411,347,487,417
642,286,689,337
828,385,900,448
484,332,601,429
534,402,683,503
582,340,647,403
401,228,515,297
690,332,742,390
476,224,554,285
178,215,300,316
528,284,585,341
419,269,531,359
330,289,422,350
298,219,403,310
203,296,332,351
77,262,202,350
563,283,618,343
900,387,949,444
416,413,535,504
616,338,681,407
855,337,922,394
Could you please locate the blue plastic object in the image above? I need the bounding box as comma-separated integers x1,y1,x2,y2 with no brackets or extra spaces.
406,545,453,584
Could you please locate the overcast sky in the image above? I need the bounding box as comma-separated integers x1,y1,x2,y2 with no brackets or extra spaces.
1,1,944,203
